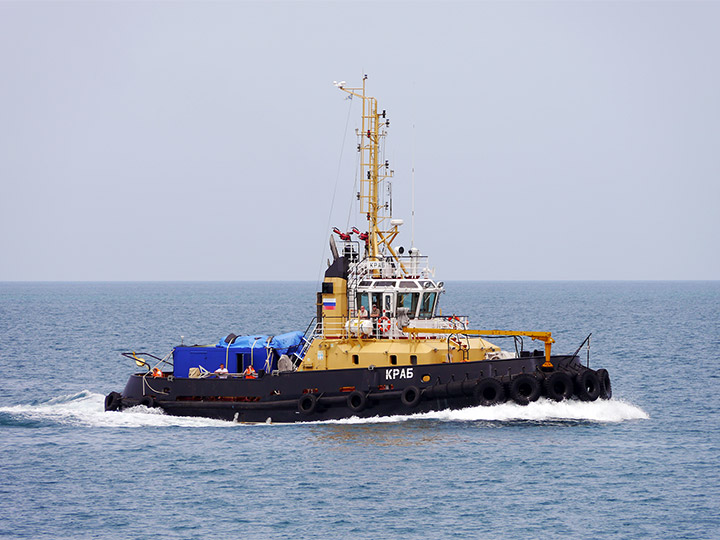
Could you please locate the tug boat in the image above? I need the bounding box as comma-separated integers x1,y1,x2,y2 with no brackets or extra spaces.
105,78,612,423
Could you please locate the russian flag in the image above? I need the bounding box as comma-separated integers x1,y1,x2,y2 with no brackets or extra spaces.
323,298,336,310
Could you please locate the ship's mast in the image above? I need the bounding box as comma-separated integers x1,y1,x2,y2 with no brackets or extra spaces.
336,77,402,264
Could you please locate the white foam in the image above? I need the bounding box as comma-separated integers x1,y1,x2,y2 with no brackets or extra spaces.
0,392,648,428
0,391,235,428
315,398,649,425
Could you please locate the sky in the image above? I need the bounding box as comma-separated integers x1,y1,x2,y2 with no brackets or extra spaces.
1,1,718,281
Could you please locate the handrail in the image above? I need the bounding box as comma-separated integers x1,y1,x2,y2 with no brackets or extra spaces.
302,317,317,339
346,254,433,281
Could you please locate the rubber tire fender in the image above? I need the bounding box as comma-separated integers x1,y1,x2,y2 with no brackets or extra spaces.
139,395,155,408
575,370,601,401
104,392,122,411
509,374,542,406
543,372,573,402
596,368,612,400
446,381,466,397
401,386,422,408
473,378,505,406
346,391,367,413
298,394,318,415
431,383,449,399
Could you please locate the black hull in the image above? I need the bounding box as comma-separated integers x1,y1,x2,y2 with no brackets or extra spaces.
106,355,609,423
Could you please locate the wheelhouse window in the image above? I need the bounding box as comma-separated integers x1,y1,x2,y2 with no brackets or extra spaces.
419,292,437,319
397,292,419,318
356,293,370,315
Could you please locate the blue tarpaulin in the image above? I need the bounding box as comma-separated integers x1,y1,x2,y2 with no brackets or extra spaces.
216,331,305,355
173,331,305,377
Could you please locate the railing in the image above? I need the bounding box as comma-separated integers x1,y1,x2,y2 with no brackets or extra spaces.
347,254,433,280
292,318,318,363
315,314,470,340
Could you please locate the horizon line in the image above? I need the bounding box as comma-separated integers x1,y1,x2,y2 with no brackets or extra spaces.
1,279,718,284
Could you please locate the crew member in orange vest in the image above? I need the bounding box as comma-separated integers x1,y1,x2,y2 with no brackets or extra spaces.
243,364,257,379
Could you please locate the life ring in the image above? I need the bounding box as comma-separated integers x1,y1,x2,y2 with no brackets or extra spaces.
448,315,464,330
543,372,573,402
378,316,391,334
574,370,601,401
298,394,317,415
596,368,612,400
473,378,505,406
104,392,122,412
509,374,541,405
139,395,156,408
346,391,367,413
401,386,422,408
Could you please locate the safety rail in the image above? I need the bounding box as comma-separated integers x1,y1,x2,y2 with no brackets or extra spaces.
295,319,318,362
301,317,318,342
347,254,433,281
122,351,174,370
315,315,472,341
315,316,392,340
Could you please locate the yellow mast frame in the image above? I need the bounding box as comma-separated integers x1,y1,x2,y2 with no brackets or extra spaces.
337,77,402,267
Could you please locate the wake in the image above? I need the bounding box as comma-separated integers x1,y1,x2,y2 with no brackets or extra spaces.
0,390,648,428
0,391,233,428
320,398,649,425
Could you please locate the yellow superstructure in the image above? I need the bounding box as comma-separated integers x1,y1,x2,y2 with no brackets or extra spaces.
298,77,555,373
301,334,501,371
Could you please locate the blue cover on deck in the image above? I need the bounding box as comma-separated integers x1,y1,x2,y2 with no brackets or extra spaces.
216,331,304,354
173,331,305,377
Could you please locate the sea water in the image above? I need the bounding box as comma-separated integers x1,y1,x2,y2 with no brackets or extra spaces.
0,281,717,539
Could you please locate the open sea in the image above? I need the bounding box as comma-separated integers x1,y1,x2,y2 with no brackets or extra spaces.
0,281,718,539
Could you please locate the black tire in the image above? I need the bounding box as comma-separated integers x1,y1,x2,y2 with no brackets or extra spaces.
104,392,122,411
431,383,449,399
139,395,155,408
401,386,422,408
461,380,477,396
298,394,317,415
543,372,573,402
473,378,505,406
575,370,601,401
446,381,466,397
509,374,541,406
596,368,612,400
346,391,367,413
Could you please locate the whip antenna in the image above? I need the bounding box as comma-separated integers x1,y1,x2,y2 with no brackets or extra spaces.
411,122,416,249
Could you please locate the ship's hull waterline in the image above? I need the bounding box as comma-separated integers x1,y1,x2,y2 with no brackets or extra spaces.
106,354,610,423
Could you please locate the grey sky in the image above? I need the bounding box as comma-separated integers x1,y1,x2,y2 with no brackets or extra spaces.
1,1,718,281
